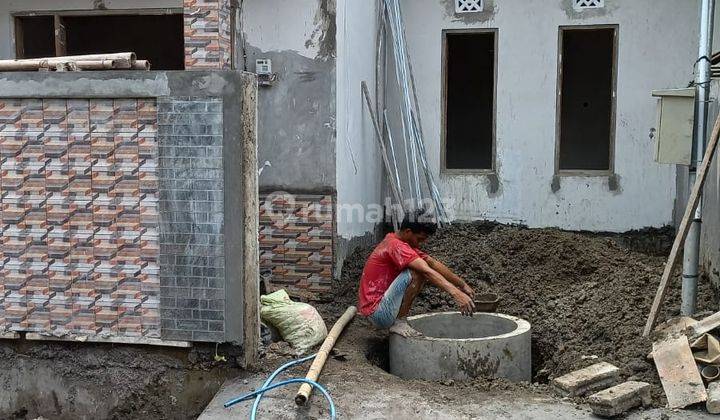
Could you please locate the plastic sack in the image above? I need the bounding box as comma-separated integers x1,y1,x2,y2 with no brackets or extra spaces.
260,289,328,353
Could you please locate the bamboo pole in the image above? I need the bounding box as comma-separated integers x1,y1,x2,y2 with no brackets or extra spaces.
72,60,117,70
132,60,151,70
295,306,357,406
0,53,136,71
0,60,47,71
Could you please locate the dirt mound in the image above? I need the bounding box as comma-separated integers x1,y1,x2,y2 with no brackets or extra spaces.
328,222,717,404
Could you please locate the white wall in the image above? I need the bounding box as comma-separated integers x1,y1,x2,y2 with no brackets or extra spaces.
0,0,181,59
393,0,698,231
336,0,383,239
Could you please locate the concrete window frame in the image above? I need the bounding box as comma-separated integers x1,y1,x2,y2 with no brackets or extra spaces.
554,24,618,177
440,28,498,176
11,8,183,60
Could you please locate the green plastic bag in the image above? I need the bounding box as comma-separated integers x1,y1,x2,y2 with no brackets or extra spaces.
260,290,328,353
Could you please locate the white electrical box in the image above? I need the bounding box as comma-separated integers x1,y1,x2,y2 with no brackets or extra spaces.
256,59,272,75
652,88,695,165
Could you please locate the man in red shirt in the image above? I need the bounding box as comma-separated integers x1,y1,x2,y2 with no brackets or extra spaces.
358,211,475,336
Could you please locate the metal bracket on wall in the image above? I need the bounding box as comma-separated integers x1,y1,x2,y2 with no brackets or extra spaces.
257,73,277,87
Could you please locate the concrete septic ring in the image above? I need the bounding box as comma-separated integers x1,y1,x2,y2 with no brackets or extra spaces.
389,312,532,382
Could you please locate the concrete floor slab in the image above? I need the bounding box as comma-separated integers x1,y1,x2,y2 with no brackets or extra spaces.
200,373,715,420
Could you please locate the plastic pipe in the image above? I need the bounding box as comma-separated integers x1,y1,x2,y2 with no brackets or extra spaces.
683,0,715,316
250,354,316,419
702,365,720,383
225,378,336,420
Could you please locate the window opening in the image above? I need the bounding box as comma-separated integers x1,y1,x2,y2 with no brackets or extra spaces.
443,30,496,171
557,27,616,172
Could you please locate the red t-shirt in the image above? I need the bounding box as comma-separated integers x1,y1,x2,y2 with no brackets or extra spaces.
358,233,428,316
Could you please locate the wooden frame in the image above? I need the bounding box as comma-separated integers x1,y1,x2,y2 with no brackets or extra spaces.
440,28,498,175
12,8,183,59
554,24,619,177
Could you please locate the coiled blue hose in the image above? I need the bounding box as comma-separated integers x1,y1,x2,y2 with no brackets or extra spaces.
251,354,316,418
224,353,337,420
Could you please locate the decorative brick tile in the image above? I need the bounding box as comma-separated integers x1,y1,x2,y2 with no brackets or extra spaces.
0,98,161,338
259,194,335,297
184,0,233,70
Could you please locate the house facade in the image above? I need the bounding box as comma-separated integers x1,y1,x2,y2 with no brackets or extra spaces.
0,0,713,336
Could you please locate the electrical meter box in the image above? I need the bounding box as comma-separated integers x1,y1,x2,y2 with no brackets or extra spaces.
255,59,272,75
652,88,695,165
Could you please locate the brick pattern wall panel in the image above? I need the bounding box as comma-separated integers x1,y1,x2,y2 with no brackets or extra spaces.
0,98,161,338
260,194,334,296
158,98,225,342
184,0,232,70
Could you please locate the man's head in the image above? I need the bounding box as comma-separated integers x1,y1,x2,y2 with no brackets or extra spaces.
396,209,438,248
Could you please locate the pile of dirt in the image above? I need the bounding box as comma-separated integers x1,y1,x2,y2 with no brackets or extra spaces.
325,222,718,405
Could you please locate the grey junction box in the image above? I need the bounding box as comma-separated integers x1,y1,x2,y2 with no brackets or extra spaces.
652,88,695,165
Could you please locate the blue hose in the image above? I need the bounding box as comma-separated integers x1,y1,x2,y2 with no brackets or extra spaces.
251,354,316,419
224,353,336,420
225,378,336,419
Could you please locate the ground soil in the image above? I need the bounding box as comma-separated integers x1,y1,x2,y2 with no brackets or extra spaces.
315,222,718,407
0,340,243,419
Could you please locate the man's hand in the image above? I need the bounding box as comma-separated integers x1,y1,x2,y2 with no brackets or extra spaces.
460,283,475,299
453,290,475,316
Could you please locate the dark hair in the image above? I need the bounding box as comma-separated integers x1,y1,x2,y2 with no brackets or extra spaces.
400,209,438,235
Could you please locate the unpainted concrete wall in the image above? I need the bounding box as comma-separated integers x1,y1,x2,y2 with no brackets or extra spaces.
677,79,720,288
0,0,182,60
241,0,337,192
335,0,383,274
388,0,697,231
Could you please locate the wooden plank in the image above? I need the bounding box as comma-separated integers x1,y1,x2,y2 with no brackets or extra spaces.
241,74,260,369
653,336,707,409
12,8,183,17
14,17,25,59
53,15,66,57
688,311,720,338
643,111,720,336
25,333,192,348
0,331,19,340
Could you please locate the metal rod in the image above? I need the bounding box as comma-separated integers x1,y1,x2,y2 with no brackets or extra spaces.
682,0,715,316
384,110,404,198
362,81,405,230
386,0,422,206
383,0,448,221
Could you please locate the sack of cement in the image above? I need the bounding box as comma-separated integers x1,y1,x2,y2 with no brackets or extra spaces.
260,289,328,353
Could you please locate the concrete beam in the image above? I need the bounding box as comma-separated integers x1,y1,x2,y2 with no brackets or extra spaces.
25,333,192,348
552,362,621,397
708,382,720,414
588,381,651,417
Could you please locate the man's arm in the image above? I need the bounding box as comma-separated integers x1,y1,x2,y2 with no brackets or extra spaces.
426,256,475,298
407,258,475,315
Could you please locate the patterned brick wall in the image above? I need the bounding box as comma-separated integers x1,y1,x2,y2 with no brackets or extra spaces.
0,98,160,337
184,0,233,70
259,193,334,296
157,98,226,342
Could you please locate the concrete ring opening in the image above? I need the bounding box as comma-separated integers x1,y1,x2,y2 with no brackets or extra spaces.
389,312,531,382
